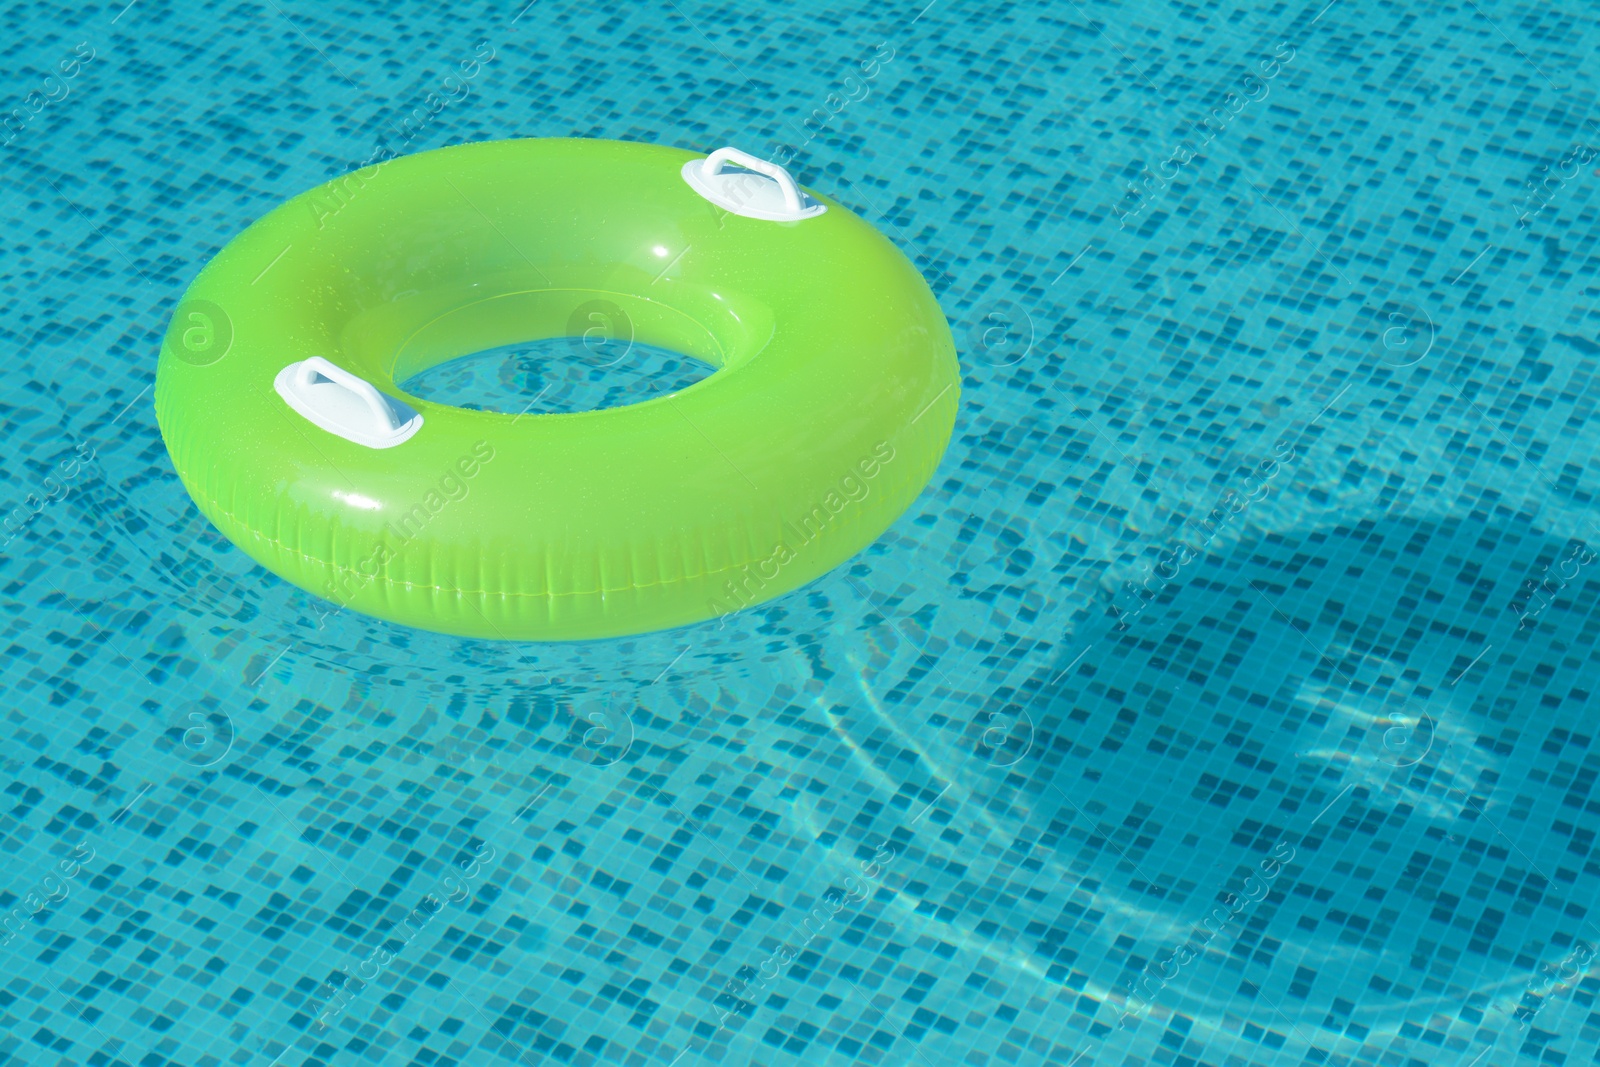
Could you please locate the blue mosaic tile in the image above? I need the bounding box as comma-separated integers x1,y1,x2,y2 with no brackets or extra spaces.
3,0,1600,1065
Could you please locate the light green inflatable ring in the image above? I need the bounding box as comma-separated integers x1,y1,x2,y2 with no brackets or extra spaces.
155,138,958,641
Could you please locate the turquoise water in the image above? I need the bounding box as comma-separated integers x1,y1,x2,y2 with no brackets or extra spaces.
3,1,1600,1065
400,339,717,417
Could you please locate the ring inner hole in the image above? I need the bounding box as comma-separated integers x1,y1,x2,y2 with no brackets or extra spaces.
398,335,716,416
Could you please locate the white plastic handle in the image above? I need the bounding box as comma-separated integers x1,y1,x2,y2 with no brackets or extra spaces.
701,147,805,215
274,356,422,448
295,356,398,432
681,146,826,222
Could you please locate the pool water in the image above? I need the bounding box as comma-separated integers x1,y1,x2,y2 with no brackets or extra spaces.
3,1,1599,1066
399,339,717,417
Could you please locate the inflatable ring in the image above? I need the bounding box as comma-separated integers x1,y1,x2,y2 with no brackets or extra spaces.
155,138,959,641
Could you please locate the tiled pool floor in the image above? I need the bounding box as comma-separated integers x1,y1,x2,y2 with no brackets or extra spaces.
3,1,1600,1065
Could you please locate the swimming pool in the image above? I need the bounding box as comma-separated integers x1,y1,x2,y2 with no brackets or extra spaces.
3,0,1598,1064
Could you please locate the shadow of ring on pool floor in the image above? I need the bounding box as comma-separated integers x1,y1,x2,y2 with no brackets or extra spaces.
966,510,1600,1059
